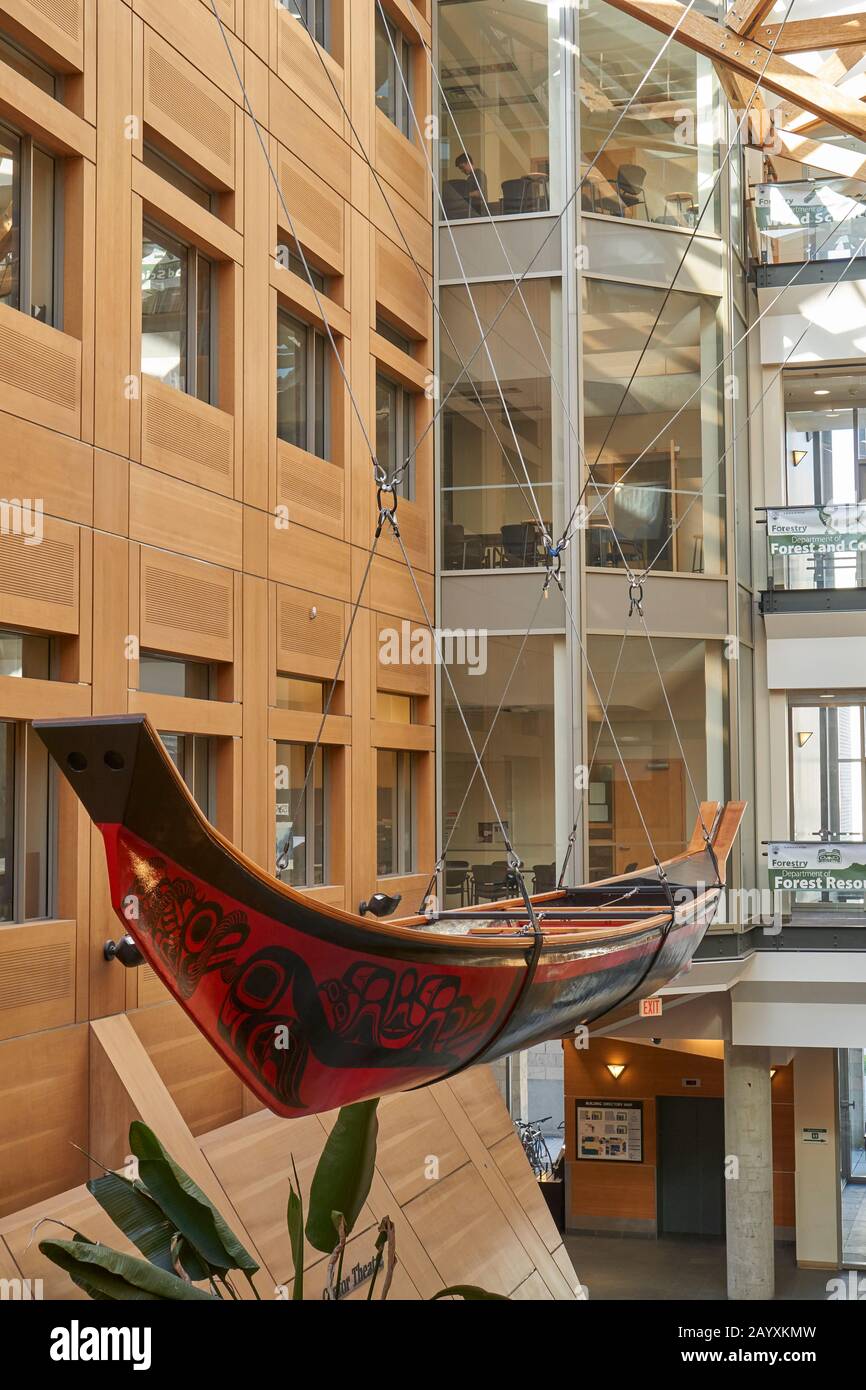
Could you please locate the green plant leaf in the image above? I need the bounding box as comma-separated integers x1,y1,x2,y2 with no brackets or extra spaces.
305,1101,379,1254
431,1285,511,1301
87,1171,177,1272
129,1121,258,1276
39,1239,215,1301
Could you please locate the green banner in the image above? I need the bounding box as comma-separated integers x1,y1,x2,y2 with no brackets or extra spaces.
755,181,866,232
767,504,866,556
769,843,866,892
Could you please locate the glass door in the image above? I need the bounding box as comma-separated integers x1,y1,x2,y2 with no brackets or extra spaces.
839,1049,866,1268
790,701,866,908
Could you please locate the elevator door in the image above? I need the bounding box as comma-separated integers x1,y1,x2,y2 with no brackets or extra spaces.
658,1096,725,1237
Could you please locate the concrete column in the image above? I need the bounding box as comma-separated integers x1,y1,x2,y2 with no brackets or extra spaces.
724,1043,775,1300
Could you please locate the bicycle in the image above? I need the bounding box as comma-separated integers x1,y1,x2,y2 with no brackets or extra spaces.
515,1115,554,1178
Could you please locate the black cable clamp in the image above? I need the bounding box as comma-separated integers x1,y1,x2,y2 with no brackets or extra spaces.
627,573,644,617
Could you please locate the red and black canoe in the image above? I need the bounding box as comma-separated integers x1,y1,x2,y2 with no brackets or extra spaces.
35,716,745,1119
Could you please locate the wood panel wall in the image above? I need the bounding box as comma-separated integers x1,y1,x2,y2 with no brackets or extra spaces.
0,1019,581,1301
563,1039,795,1236
0,0,436,1217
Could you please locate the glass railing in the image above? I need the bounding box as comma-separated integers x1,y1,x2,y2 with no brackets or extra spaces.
751,177,866,267
763,503,866,591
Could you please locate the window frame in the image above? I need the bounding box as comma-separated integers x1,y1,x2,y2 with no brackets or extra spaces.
138,650,217,700
275,741,329,888
376,371,415,500
141,217,217,404
0,116,62,328
276,304,330,459
160,731,216,822
375,8,414,140
281,0,330,52
377,747,415,877
0,718,55,924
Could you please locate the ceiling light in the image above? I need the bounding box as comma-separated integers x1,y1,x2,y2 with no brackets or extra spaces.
606,1063,626,1080
814,389,830,396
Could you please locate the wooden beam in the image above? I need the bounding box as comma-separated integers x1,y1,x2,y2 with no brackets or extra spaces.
775,47,866,136
757,13,866,54
602,0,866,141
776,127,866,182
724,0,776,39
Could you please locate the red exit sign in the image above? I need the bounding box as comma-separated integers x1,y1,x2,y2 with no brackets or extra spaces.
639,997,663,1017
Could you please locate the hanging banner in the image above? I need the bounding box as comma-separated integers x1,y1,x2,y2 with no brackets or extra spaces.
766,504,866,556
754,181,866,233
768,842,866,892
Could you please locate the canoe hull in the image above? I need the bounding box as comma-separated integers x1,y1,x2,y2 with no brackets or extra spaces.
34,715,739,1119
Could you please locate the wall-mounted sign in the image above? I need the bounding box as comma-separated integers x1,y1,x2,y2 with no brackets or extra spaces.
767,504,866,556
575,1099,643,1163
755,181,866,233
639,997,663,1017
801,1127,829,1145
768,842,866,892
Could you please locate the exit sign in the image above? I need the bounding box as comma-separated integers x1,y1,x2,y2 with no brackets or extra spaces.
639,997,663,1017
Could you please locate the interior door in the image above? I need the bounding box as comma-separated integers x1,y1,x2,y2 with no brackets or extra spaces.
658,1095,725,1237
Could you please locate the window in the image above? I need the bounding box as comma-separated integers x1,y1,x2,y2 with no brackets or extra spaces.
276,675,325,713
285,247,326,294
276,742,326,887
438,0,555,220
141,221,215,403
280,0,330,51
143,144,214,212
277,307,328,457
376,373,414,499
0,720,52,922
139,652,214,699
0,119,58,324
161,733,215,818
0,32,55,96
375,8,413,139
579,0,720,232
376,748,414,876
581,277,725,576
376,692,413,723
441,278,561,569
0,629,52,678
376,315,412,354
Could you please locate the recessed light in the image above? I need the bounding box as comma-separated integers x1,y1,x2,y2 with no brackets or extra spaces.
814,389,830,396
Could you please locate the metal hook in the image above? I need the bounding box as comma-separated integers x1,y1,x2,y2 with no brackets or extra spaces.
627,573,644,617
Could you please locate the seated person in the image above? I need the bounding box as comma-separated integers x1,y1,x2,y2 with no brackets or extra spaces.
454,151,488,215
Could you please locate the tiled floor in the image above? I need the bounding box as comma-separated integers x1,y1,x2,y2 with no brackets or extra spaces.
563,1233,851,1301
842,1181,866,1264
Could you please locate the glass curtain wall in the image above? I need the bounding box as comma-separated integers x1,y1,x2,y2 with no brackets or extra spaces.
582,277,725,575
438,0,560,219
586,636,729,879
442,635,564,896
578,0,721,232
441,277,562,569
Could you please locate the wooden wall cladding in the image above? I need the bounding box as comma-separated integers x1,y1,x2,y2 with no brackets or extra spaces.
139,545,234,662
0,515,79,634
2,0,85,68
277,144,345,274
0,0,438,1225
276,582,345,680
141,375,234,495
143,31,235,189
0,919,76,1041
375,611,430,696
0,306,80,437
275,441,344,540
374,110,429,217
276,9,344,134
0,1022,88,1217
375,230,429,340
